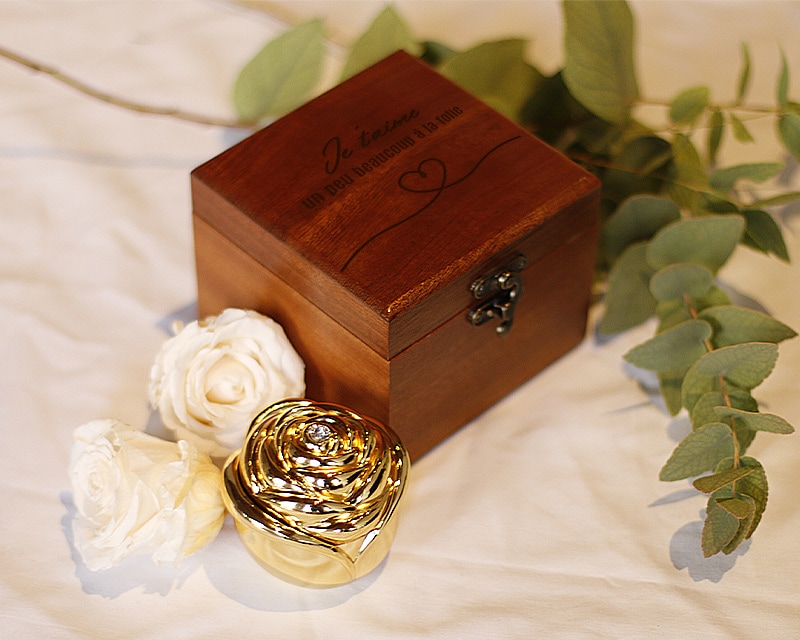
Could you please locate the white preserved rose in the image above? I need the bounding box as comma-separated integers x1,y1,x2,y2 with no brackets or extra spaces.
148,308,305,458
69,419,225,571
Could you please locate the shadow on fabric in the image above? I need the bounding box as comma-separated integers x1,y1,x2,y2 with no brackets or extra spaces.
669,512,750,582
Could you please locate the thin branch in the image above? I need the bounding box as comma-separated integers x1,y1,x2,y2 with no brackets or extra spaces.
0,44,256,130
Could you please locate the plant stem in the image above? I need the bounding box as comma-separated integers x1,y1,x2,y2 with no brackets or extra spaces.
0,44,256,130
684,293,742,476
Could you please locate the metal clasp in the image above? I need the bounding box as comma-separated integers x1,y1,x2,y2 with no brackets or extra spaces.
467,254,528,335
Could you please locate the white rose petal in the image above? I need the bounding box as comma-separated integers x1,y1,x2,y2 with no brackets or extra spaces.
148,308,305,458
68,419,226,571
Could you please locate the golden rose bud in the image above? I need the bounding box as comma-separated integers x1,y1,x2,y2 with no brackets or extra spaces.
221,399,409,587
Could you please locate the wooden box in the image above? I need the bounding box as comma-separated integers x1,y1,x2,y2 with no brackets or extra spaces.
191,51,600,461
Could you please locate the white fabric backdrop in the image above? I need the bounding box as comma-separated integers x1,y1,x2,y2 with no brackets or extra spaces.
1,1,799,638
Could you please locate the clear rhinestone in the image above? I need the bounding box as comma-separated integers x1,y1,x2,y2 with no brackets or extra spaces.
305,422,333,445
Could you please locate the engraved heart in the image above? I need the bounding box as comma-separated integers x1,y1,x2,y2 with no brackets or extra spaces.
398,157,447,194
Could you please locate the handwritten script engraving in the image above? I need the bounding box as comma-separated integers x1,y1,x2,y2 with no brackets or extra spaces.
341,135,522,272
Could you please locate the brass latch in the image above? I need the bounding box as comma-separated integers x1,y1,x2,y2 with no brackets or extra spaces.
467,254,528,335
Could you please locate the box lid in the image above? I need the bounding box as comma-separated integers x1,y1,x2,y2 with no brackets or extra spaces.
192,51,599,360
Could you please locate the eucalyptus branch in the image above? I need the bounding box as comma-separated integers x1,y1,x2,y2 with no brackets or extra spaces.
0,44,255,129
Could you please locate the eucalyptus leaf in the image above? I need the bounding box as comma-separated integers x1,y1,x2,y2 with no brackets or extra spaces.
707,109,724,164
693,466,755,494
742,209,790,262
706,487,757,555
741,210,789,260
420,40,456,66
649,263,714,302
658,371,685,416
624,319,711,372
692,342,778,390
659,422,733,481
562,0,639,124
702,497,742,556
730,112,755,143
670,133,708,187
599,135,672,205
749,191,800,209
713,407,795,434
717,496,754,520
777,49,790,109
690,390,758,430
602,195,680,263
646,215,745,273
339,6,421,81
669,86,709,126
690,390,758,453
778,112,800,162
699,305,797,347
599,243,657,334
693,285,732,312
440,39,543,120
233,19,326,123
715,456,768,542
736,43,751,105
709,162,783,192
682,342,778,412
681,359,721,414
656,299,692,333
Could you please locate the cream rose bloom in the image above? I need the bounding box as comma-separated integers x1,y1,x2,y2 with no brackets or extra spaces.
148,308,305,458
69,419,225,571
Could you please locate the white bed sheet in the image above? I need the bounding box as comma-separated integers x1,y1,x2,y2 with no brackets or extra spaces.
2,1,799,638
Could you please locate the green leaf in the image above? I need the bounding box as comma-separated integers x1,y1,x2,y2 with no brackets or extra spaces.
778,113,800,162
690,390,758,429
736,43,751,105
660,422,734,481
709,162,783,192
600,135,672,204
717,497,755,520
702,497,742,556
714,407,795,434
693,342,779,389
690,389,758,454
440,39,543,120
658,371,686,416
233,19,326,123
624,319,711,372
602,196,681,263
705,486,758,555
682,342,778,412
599,243,657,334
694,285,732,311
749,191,800,209
693,466,755,493
741,209,790,262
777,49,790,109
670,133,708,187
646,215,745,273
419,40,456,66
699,305,797,348
339,6,422,81
730,112,754,143
714,456,768,543
649,263,714,302
669,86,710,126
562,0,639,124
707,109,724,165
656,299,693,333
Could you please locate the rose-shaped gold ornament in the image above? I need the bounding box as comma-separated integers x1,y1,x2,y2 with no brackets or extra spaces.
221,399,409,587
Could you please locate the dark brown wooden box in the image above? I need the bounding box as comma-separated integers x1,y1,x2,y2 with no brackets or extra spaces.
191,51,600,461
